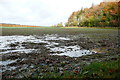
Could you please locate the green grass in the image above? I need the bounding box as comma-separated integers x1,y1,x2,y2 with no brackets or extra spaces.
80,59,120,78
33,59,120,79
1,26,118,36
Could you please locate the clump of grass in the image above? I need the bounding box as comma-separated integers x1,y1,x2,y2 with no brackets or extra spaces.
80,59,120,78
31,59,120,79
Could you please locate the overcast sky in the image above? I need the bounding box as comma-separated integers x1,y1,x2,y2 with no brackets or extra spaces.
0,0,103,26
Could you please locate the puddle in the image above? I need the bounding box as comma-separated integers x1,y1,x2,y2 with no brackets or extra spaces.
49,45,80,52
1,66,17,73
49,45,93,57
44,34,70,40
0,59,17,66
0,49,36,54
0,35,46,54
51,50,92,57
0,34,95,72
0,34,94,57
0,59,18,72
0,34,70,54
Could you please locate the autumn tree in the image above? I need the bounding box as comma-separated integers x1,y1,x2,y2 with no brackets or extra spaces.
65,1,119,27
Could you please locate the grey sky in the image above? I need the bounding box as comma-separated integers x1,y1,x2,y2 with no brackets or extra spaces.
0,0,103,26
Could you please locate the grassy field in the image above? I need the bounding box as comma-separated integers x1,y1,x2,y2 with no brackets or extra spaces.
1,26,118,35
1,26,119,79
1,26,118,43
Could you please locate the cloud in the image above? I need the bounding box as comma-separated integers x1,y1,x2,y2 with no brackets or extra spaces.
0,0,103,26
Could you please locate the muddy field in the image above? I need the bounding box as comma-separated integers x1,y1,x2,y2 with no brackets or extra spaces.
0,27,119,79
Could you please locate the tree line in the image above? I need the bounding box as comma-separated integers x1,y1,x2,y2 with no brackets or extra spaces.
55,2,120,27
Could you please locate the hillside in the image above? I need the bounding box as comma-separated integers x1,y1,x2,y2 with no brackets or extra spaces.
65,1,120,27
0,23,41,27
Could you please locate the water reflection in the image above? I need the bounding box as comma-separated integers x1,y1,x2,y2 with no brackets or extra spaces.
0,34,94,72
